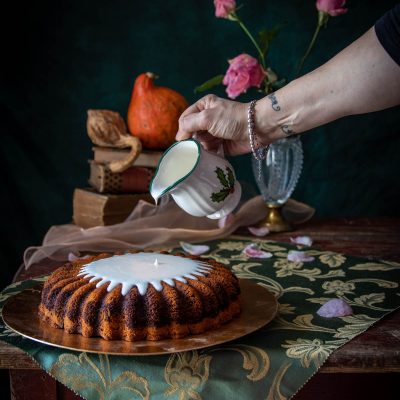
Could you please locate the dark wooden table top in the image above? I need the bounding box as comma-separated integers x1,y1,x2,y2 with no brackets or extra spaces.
1,217,399,372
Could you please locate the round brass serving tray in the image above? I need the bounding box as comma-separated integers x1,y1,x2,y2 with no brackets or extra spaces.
2,279,277,356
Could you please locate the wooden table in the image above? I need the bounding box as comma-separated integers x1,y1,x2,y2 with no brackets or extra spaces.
1,218,399,399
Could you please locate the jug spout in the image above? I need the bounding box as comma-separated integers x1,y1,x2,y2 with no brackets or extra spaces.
150,140,201,203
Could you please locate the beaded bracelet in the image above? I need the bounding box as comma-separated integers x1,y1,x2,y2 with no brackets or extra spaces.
248,100,268,179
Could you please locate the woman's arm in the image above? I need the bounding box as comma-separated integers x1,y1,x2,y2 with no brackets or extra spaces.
256,27,400,145
177,27,400,155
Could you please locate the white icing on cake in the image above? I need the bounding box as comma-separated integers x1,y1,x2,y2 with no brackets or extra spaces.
78,252,212,296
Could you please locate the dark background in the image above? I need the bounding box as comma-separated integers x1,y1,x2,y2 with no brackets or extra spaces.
0,1,399,394
1,0,399,291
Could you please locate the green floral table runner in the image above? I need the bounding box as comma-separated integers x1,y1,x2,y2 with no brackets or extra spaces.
1,238,400,399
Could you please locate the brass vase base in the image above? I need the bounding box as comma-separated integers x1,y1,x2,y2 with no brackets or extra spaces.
258,204,293,233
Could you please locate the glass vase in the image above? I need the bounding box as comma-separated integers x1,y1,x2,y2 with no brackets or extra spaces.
252,135,303,232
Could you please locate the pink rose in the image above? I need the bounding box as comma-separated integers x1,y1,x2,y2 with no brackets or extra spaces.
214,0,236,19
316,0,348,17
223,54,266,99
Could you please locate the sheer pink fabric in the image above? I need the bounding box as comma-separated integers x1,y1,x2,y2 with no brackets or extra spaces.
24,195,314,269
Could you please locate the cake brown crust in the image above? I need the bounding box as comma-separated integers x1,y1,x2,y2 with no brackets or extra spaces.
38,252,241,341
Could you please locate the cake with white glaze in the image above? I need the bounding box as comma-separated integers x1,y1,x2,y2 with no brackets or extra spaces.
38,251,241,341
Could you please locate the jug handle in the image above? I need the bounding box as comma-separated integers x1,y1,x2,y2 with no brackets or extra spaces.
193,133,225,158
217,142,225,158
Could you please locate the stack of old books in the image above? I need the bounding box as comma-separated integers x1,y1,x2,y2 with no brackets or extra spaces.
73,146,162,228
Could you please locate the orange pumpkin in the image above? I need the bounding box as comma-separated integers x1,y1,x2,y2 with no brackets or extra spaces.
127,72,189,150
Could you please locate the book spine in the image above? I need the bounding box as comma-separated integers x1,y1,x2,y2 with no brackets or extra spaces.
89,161,154,193
72,188,153,228
73,212,128,228
93,147,162,168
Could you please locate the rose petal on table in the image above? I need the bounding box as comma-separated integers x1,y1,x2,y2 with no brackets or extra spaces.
218,213,235,229
287,250,315,262
242,244,273,258
290,235,313,246
68,252,80,262
180,242,210,255
68,253,91,262
317,298,354,318
248,226,270,237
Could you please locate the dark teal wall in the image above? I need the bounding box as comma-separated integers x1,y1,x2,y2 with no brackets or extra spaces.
1,0,399,286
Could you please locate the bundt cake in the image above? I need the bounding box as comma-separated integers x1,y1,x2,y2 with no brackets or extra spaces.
38,251,241,341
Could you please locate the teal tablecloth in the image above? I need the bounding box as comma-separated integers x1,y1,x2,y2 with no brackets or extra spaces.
1,238,400,399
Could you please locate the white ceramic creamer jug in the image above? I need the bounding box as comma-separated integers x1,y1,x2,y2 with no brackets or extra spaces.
150,139,241,219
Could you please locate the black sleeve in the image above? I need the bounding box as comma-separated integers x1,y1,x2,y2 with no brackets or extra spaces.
374,4,400,66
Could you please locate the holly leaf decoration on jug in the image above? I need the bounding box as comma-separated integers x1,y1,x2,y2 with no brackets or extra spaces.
211,167,235,203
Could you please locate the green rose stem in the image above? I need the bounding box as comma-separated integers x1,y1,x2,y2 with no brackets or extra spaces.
231,14,265,67
297,11,329,76
230,12,270,91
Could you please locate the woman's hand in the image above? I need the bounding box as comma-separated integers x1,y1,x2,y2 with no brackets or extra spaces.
175,94,251,156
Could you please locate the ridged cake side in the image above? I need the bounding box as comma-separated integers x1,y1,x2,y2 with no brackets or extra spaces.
38,252,241,341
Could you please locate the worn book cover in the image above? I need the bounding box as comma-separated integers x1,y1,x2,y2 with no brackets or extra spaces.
88,160,155,193
73,187,153,228
92,146,163,168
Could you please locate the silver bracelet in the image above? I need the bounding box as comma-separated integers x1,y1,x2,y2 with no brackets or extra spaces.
248,100,268,179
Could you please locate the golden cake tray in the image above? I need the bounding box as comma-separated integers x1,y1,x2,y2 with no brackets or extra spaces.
2,279,278,356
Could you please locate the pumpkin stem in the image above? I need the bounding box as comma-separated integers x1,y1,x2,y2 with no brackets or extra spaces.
145,72,158,79
134,72,158,94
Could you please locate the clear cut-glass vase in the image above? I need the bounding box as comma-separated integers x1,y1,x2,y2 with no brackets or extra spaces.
252,135,303,232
